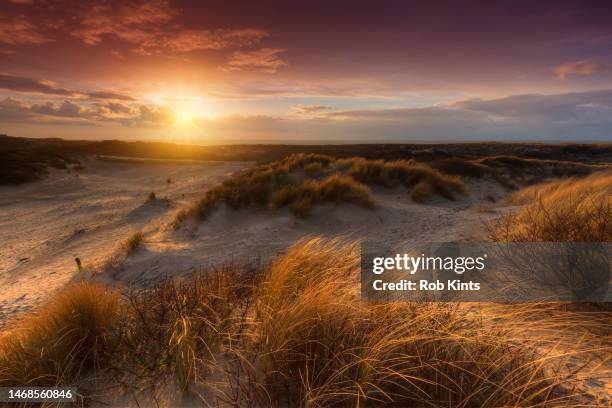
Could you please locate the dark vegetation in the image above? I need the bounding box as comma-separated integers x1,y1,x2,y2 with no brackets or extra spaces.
0,137,81,185
1,134,610,185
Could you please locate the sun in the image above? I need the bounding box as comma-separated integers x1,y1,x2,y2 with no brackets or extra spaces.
172,109,196,127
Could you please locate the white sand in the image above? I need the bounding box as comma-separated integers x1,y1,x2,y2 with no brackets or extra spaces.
0,158,247,324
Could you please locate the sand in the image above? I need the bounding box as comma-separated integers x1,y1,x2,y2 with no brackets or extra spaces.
0,157,247,325
0,157,609,403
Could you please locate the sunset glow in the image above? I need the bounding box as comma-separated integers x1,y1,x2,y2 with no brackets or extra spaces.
1,1,612,142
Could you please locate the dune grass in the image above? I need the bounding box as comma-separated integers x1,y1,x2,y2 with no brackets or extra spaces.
123,231,144,254
492,171,611,242
0,238,597,405
270,174,375,216
0,282,120,387
172,154,466,227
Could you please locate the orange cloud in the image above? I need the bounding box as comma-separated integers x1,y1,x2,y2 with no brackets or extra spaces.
0,17,51,45
72,0,176,45
71,0,268,56
224,48,287,73
554,60,612,79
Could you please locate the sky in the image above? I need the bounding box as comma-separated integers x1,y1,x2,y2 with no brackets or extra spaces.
1,0,612,143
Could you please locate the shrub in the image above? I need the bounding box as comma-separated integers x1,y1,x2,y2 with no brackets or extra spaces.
0,282,120,387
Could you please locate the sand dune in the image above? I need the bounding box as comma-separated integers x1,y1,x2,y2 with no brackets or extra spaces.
0,158,247,325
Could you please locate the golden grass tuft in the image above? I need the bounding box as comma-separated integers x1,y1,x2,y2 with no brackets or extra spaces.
304,161,324,176
241,238,582,406
0,239,597,405
493,171,611,242
338,157,466,201
123,231,144,254
172,154,468,227
0,282,120,387
270,174,375,216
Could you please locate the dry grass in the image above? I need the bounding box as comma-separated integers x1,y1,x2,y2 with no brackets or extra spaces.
123,231,144,254
336,157,466,200
304,161,324,176
172,154,467,227
0,282,120,387
0,238,598,405
492,171,611,242
270,174,375,216
240,238,585,406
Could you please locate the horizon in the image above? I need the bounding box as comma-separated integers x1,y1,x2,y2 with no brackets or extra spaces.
2,1,612,143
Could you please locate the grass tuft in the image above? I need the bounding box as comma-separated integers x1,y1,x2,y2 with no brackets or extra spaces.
492,171,611,242
172,154,467,227
123,231,144,254
270,174,374,216
0,282,120,387
0,239,597,405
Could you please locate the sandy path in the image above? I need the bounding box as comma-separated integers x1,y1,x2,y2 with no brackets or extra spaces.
0,158,248,325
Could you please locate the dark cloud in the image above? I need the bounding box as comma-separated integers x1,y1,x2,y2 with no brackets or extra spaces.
0,73,73,96
0,73,134,100
30,100,92,118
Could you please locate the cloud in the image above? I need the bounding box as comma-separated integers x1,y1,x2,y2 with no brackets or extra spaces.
554,60,612,79
0,17,52,45
72,0,176,45
4,89,612,141
30,100,93,118
224,48,287,73
0,73,134,100
71,0,268,56
291,104,334,115
162,29,268,53
0,96,159,126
